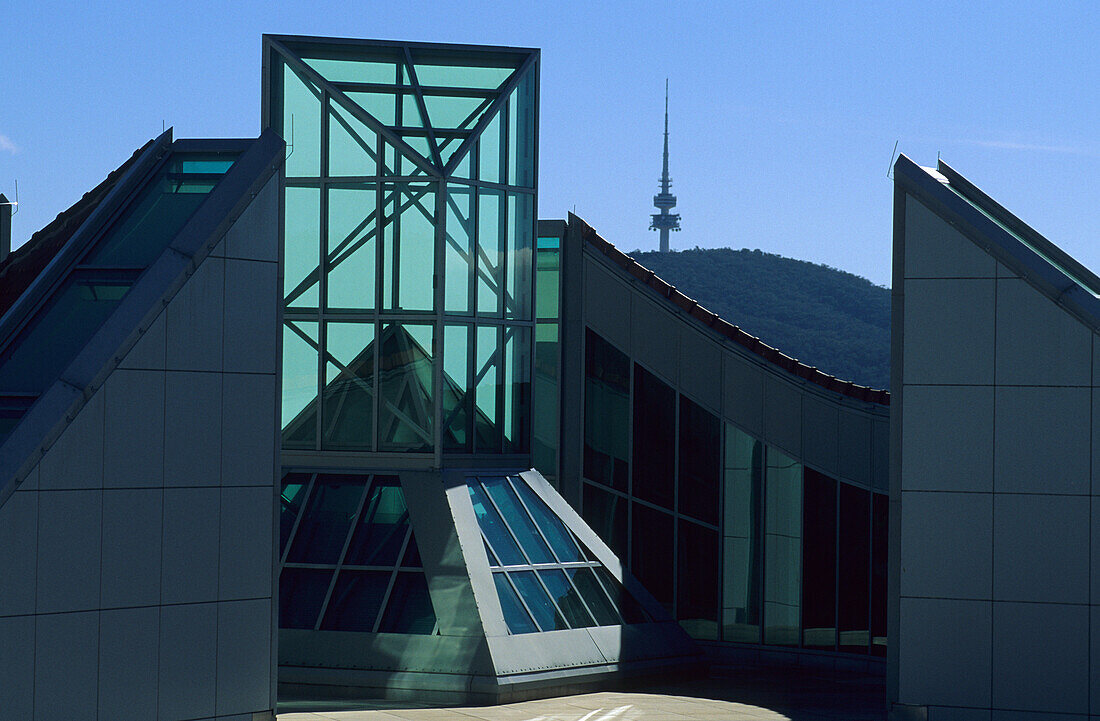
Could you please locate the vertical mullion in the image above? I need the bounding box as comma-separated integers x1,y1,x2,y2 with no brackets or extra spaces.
313,475,375,630
280,473,317,567
433,182,445,465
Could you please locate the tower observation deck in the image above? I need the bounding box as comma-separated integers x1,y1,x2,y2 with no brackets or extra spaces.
650,79,680,252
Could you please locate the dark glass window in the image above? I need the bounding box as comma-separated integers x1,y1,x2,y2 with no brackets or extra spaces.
802,468,838,650
677,520,719,639
871,492,888,657
631,502,674,613
632,365,675,509
722,424,763,644
596,567,651,624
279,568,331,630
839,483,871,653
678,396,720,525
583,329,629,491
763,448,801,647
286,475,366,564
377,572,437,633
570,567,620,626
280,474,312,555
320,570,391,632
344,476,409,566
377,323,434,452
539,569,595,628
582,482,627,559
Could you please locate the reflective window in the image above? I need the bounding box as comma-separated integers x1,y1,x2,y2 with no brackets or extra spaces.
442,323,472,451
378,323,433,452
677,520,719,639
326,185,377,310
282,321,319,449
344,476,408,566
321,570,390,631
763,448,801,646
802,468,837,650
282,62,322,177
321,321,374,451
631,502,674,613
722,424,763,643
279,568,331,630
329,99,379,177
633,365,675,509
286,474,366,564
445,184,474,314
582,482,627,560
839,482,870,653
284,186,320,309
477,190,504,316
493,572,538,634
502,325,531,454
377,573,437,634
678,396,720,525
510,570,565,631
583,329,629,491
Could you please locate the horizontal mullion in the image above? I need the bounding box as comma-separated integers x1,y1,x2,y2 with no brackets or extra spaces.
443,178,536,194
286,176,436,185
492,562,603,572
332,81,499,99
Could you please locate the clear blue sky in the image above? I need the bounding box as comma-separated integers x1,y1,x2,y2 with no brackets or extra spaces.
3,1,1099,287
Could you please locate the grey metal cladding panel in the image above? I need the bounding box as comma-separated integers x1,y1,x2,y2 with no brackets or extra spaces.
679,327,722,414
0,616,34,719
486,628,607,676
992,602,1088,714
166,256,225,373
225,175,279,263
838,408,872,485
98,606,159,721
36,489,101,614
217,599,273,716
39,387,104,491
162,487,220,604
0,491,36,616
996,277,1092,386
898,597,991,708
801,396,838,475
993,494,1089,605
439,473,503,637
118,310,167,370
219,486,274,601
222,373,277,486
872,417,889,492
904,196,997,279
902,385,993,493
583,259,631,352
763,375,801,457
630,295,679,384
165,371,223,488
900,491,991,600
995,386,1089,495
903,278,995,386
223,258,279,374
35,610,99,721
101,488,162,608
723,354,764,437
159,602,217,721
103,368,165,489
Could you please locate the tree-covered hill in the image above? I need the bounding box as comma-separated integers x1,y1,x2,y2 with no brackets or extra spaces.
628,247,891,390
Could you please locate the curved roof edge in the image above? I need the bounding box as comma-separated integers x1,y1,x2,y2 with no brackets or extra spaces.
568,213,890,407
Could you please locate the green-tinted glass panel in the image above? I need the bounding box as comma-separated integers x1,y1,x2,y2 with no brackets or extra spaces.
412,63,513,90
477,190,503,316
169,155,236,174
502,325,531,453
320,570,390,631
400,94,424,129
285,186,320,308
469,482,525,566
402,135,432,164
0,274,133,395
505,193,533,320
569,567,620,626
378,572,437,633
510,476,583,563
510,570,566,632
764,447,802,647
346,91,397,127
442,324,471,451
451,148,472,179
423,94,491,130
287,474,367,564
480,476,554,564
444,184,474,314
494,572,538,634
722,424,763,644
282,321,319,449
378,323,433,452
535,241,560,320
326,185,377,310
302,56,398,84
583,329,629,491
345,476,408,566
279,568,331,630
329,100,379,177
478,113,502,184
532,322,559,480
474,325,499,451
508,66,536,188
322,321,374,450
382,185,435,312
280,473,311,554
539,569,595,628
283,62,322,177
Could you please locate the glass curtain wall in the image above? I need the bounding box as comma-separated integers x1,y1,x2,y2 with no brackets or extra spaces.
269,38,538,457
578,327,888,654
532,229,562,483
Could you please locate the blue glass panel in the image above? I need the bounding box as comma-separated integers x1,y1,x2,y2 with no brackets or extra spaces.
377,572,437,634
279,568,332,629
480,476,554,564
468,482,524,566
320,570,389,632
493,572,538,634
509,476,583,563
286,474,366,564
510,570,566,632
538,569,595,628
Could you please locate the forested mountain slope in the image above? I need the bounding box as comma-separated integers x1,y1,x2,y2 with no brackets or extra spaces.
629,247,890,390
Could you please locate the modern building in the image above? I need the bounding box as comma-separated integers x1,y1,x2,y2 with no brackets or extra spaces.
890,156,1100,720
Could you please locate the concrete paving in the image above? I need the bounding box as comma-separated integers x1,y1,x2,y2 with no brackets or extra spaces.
279,666,887,721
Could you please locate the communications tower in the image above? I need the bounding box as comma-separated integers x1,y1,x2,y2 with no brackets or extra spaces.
649,79,680,252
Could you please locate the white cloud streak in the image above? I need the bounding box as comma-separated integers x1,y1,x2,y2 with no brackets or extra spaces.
0,133,17,154
963,138,1093,156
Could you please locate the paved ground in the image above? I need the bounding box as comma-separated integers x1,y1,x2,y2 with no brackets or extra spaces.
279,666,887,720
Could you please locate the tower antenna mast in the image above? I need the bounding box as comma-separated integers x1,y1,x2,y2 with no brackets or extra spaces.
649,79,681,251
